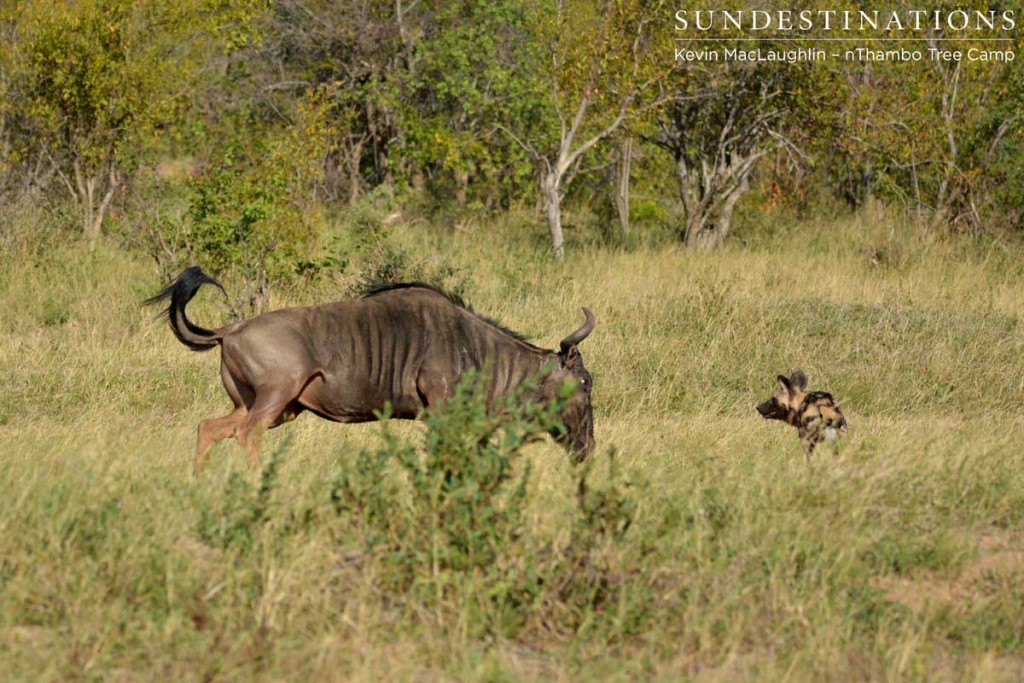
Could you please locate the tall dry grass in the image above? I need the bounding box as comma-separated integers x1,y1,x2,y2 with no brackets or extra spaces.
2,206,1024,680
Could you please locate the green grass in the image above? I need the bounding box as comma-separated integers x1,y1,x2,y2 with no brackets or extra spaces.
2,208,1024,680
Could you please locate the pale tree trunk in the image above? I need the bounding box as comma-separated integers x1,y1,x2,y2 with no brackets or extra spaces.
537,94,631,260
686,174,748,251
936,59,966,226
410,164,425,191
679,153,757,251
345,137,365,202
70,158,120,239
542,171,565,260
612,137,632,236
455,168,469,207
677,155,701,239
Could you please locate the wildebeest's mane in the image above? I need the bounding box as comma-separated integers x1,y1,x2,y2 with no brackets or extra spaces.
358,280,538,347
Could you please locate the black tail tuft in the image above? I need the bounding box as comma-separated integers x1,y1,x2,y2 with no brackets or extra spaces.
144,266,227,351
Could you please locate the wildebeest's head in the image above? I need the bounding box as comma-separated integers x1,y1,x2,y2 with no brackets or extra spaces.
757,371,847,459
548,308,596,462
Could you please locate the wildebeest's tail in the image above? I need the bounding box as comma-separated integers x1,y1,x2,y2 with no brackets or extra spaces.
144,266,227,351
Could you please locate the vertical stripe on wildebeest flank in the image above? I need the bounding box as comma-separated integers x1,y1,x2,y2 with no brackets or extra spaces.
756,370,848,460
145,267,596,472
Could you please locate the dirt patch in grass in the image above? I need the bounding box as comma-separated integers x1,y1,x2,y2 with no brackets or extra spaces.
875,531,1024,614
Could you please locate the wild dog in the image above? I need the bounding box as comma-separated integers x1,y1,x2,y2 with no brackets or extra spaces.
756,371,847,460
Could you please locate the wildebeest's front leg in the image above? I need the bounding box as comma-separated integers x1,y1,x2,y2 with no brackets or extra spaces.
416,368,455,411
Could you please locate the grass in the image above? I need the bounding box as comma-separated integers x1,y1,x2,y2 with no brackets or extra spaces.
2,206,1024,680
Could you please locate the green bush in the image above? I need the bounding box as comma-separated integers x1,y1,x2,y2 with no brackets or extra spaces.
185,141,318,317
197,436,289,552
329,369,645,639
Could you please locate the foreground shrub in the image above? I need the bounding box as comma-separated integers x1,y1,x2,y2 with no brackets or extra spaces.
329,369,645,639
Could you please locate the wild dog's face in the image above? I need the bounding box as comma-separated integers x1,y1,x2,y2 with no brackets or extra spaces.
757,371,847,458
756,371,808,424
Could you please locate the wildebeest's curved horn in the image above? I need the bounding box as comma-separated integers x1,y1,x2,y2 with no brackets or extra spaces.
560,307,595,353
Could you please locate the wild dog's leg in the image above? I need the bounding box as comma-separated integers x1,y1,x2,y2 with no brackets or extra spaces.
804,438,817,462
800,421,822,462
235,382,306,468
195,406,248,474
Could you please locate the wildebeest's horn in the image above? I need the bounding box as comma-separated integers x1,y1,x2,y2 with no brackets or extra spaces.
560,307,595,353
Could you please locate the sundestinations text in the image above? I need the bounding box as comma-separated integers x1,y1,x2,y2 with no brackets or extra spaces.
674,9,1016,32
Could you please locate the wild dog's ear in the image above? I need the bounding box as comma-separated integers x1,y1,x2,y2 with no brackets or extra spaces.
561,346,580,369
777,374,792,394
790,371,808,391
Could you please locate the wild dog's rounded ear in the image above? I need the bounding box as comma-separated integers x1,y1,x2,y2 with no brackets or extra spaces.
790,371,808,391
777,374,792,393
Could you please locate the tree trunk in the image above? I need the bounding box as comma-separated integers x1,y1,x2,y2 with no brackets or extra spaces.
410,163,425,191
346,138,364,203
542,171,565,260
687,175,747,251
679,158,750,251
455,168,469,207
683,212,710,249
612,138,632,235
73,159,119,239
677,156,703,244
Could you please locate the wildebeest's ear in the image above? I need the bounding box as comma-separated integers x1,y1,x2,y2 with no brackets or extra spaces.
790,371,808,391
561,346,580,369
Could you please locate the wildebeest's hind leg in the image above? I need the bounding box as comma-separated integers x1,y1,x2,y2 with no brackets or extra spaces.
195,406,248,474
234,380,308,468
193,356,254,473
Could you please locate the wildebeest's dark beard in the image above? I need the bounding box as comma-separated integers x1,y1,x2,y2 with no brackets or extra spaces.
556,402,594,463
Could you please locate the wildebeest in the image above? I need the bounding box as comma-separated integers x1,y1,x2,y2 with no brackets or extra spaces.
146,267,596,471
756,371,847,460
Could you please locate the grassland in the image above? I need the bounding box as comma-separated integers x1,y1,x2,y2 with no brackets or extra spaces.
2,207,1024,681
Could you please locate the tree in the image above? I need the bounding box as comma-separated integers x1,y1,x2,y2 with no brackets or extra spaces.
5,0,264,237
401,0,546,211
610,136,634,235
259,0,413,202
820,1,1023,231
652,44,835,250
502,0,667,259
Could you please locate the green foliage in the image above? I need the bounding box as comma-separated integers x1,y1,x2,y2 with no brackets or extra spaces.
197,435,289,552
3,0,1024,249
330,369,563,581
402,1,548,207
542,449,648,635
330,368,643,638
815,6,1024,230
2,0,267,234
181,104,331,315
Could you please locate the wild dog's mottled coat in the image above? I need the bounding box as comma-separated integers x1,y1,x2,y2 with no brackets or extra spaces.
756,371,847,460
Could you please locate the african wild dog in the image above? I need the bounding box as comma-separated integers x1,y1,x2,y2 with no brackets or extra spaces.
756,371,847,460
